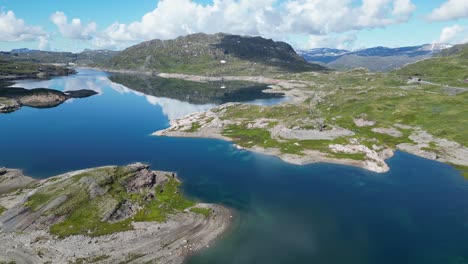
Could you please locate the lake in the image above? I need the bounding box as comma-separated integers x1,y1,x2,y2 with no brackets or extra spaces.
1,69,468,264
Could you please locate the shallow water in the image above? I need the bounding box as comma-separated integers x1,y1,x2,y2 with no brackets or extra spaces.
1,70,468,264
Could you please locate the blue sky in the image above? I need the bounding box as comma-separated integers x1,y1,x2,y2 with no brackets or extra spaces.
0,0,466,52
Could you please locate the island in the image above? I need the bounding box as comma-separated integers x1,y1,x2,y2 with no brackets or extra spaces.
0,163,231,263
0,87,98,113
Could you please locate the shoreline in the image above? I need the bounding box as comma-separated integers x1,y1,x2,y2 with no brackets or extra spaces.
152,103,468,174
0,165,234,264
153,129,389,173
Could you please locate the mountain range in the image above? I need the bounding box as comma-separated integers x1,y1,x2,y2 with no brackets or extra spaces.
298,43,453,72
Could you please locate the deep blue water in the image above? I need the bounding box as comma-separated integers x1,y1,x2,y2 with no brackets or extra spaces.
1,70,468,264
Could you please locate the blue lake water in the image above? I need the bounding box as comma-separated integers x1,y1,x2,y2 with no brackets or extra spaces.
1,69,468,263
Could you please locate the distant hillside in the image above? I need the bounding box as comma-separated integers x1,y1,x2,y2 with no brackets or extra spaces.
438,43,468,58
76,49,120,66
297,48,349,64
299,44,451,72
394,43,468,87
0,49,119,67
108,33,326,76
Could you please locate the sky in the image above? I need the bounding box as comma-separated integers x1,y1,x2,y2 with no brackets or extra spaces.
0,0,467,52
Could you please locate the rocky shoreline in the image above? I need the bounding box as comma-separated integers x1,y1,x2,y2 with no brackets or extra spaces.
153,104,392,173
0,164,232,263
153,103,468,174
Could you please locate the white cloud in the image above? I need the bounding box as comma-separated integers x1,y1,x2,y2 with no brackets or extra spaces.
96,0,416,48
305,34,357,50
393,0,416,17
38,36,49,50
427,0,468,21
0,10,47,42
438,24,465,43
50,11,97,40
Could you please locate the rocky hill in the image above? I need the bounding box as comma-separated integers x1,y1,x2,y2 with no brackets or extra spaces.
108,33,326,76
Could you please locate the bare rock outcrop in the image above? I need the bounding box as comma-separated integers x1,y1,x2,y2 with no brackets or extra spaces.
0,168,35,195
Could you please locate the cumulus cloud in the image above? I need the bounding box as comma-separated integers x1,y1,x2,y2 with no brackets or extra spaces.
438,24,465,43
306,34,357,50
93,0,416,49
50,11,97,40
0,10,47,42
38,36,50,50
427,0,468,21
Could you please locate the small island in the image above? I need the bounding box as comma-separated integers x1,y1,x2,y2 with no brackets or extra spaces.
0,87,98,113
0,163,231,263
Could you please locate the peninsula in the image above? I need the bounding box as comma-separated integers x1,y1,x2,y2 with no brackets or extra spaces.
0,163,231,263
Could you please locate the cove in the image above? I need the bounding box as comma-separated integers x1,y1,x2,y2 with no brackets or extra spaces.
1,69,468,264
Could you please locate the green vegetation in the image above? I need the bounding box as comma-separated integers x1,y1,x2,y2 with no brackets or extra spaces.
190,207,213,217
133,177,195,222
393,43,468,88
222,123,362,160
0,205,6,215
454,165,468,180
24,165,197,238
200,44,468,166
0,58,74,78
109,33,325,76
118,253,146,264
72,255,111,264
184,122,202,132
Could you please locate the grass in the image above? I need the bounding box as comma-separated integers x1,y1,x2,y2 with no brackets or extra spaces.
23,166,198,238
184,122,202,132
72,255,111,264
190,207,213,217
134,177,195,222
203,56,467,166
0,205,6,215
222,124,365,160
453,165,468,180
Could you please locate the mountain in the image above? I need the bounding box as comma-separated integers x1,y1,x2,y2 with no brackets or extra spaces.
1,49,119,66
10,48,39,53
394,43,468,87
76,49,120,66
297,48,349,64
299,44,452,72
108,33,326,76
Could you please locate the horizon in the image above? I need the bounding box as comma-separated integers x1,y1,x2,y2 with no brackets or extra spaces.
1,32,464,54
0,0,467,52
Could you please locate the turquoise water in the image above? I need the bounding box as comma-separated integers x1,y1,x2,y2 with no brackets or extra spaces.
1,70,468,263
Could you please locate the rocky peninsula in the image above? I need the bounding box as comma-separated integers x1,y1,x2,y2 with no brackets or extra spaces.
0,164,231,263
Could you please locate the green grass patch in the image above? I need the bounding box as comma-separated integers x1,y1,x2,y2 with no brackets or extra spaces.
184,122,202,132
72,254,111,264
23,165,198,238
453,165,468,180
134,177,195,222
0,205,6,215
190,207,212,217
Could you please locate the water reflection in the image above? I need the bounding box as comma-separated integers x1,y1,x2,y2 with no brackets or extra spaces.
11,69,286,119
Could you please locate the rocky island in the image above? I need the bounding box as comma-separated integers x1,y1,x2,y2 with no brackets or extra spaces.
0,87,98,113
0,163,231,263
